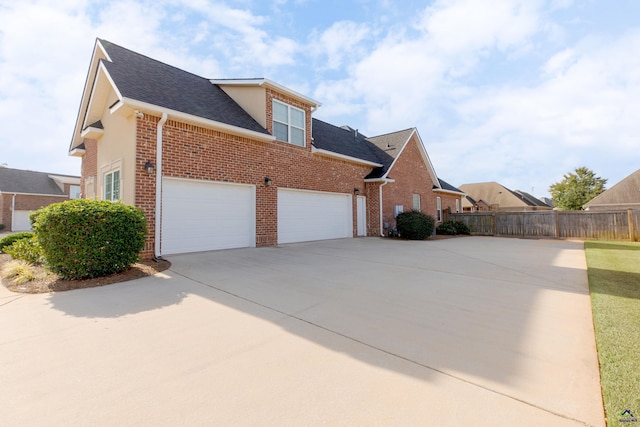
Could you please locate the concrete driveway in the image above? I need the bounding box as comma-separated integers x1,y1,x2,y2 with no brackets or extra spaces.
0,237,604,426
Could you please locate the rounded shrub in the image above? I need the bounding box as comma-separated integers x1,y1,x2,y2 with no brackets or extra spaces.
395,210,435,240
0,232,35,253
31,199,147,280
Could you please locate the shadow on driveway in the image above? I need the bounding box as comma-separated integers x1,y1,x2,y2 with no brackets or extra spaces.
45,236,604,426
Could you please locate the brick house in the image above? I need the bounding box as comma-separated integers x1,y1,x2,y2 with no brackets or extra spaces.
69,39,464,258
0,167,80,231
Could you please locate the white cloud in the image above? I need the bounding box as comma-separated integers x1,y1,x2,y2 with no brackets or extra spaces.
416,0,542,55
309,21,371,70
313,0,545,134
433,28,640,194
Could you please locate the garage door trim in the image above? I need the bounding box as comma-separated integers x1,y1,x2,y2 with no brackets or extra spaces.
277,188,353,244
161,177,256,255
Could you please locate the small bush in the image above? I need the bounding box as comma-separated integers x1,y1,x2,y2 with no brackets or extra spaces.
0,223,5,230
0,232,34,253
4,237,44,264
31,199,147,280
436,220,471,235
395,210,435,240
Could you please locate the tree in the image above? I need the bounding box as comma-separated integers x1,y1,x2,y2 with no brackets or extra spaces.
549,167,607,210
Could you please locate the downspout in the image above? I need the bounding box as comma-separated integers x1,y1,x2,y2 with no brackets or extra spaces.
379,181,389,237
11,194,16,231
154,113,168,259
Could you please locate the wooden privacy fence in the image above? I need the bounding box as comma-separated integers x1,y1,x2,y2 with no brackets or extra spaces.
447,209,639,241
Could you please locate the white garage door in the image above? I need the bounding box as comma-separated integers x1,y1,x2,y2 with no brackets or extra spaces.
278,189,352,244
161,178,255,255
12,211,33,231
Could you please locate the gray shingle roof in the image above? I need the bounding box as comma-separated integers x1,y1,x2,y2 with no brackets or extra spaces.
312,118,393,177
438,179,464,193
366,129,414,158
0,168,74,195
98,39,268,135
513,190,551,207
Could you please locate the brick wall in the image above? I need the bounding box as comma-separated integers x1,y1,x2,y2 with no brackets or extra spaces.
0,194,10,229
365,182,382,236
81,139,98,198
134,115,158,259
436,192,463,217
381,137,441,233
15,195,68,211
134,114,378,259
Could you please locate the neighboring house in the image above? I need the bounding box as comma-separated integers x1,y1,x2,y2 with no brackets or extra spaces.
584,169,640,211
462,195,492,212
0,167,80,231
540,197,554,208
69,39,464,258
459,182,551,212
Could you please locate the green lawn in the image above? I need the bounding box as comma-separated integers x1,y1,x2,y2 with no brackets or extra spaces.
585,241,640,425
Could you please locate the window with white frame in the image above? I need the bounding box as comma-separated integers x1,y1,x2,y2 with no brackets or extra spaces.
394,205,404,217
69,185,81,200
412,194,421,211
273,99,305,146
104,170,121,201
455,198,460,213
436,197,442,222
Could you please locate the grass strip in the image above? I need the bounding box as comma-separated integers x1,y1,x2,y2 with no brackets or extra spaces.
585,241,640,424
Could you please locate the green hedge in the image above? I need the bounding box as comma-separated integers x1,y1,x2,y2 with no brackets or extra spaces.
436,220,471,235
31,199,147,280
396,210,435,240
0,232,34,253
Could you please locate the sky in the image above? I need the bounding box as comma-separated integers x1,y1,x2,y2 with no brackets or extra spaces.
1,0,639,198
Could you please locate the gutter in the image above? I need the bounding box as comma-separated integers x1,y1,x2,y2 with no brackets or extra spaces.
154,112,168,259
379,181,389,237
115,98,275,143
432,188,466,196
11,194,16,230
0,191,68,198
363,178,395,236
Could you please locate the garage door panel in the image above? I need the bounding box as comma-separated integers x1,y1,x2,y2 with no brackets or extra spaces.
278,189,352,244
12,211,33,231
162,178,255,255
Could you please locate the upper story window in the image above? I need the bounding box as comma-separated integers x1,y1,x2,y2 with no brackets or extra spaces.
104,170,121,201
69,185,81,200
436,197,442,222
273,100,305,147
